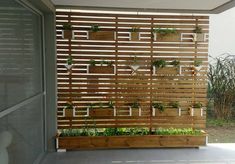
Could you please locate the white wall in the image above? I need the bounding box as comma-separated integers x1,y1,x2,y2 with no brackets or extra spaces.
209,7,235,59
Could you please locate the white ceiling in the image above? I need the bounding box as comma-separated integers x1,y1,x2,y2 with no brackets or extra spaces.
52,0,232,11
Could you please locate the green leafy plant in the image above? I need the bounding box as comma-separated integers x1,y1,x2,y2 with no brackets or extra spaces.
153,103,165,112
131,101,140,108
193,26,202,34
65,102,73,109
194,59,202,67
155,127,202,136
89,59,97,66
67,56,73,65
108,101,114,108
130,27,140,32
62,23,72,30
170,60,180,67
152,28,176,35
208,55,235,119
152,59,166,68
169,102,180,108
193,102,203,108
91,24,100,32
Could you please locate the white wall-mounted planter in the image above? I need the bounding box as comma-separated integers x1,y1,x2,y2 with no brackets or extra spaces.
190,107,204,117
64,64,73,71
153,65,181,75
86,107,116,117
152,107,181,116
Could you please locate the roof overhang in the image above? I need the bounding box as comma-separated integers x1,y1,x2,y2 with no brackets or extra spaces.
52,0,235,14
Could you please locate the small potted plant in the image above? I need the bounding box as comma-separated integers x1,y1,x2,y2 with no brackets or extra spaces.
170,60,180,67
88,59,114,74
193,59,203,72
129,27,140,41
193,26,204,42
89,24,115,40
152,59,178,75
63,101,74,117
152,59,166,68
169,101,181,116
62,23,73,39
129,101,141,116
65,56,73,70
152,28,178,41
189,102,204,116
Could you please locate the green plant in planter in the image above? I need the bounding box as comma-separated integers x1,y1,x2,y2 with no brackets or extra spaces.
153,103,165,112
193,26,202,34
155,127,202,135
91,24,100,32
65,102,74,109
67,56,73,65
130,27,140,32
194,59,203,67
131,101,140,108
152,59,166,68
89,59,97,66
193,102,203,108
152,28,177,35
170,60,180,67
169,101,180,108
62,23,72,30
108,101,114,108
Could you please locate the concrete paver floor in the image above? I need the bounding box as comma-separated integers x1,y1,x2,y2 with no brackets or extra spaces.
41,144,235,164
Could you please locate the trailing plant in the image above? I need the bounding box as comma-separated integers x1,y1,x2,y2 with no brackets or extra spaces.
170,60,180,67
67,56,73,65
169,101,180,108
153,103,165,112
208,55,235,119
194,59,202,67
155,127,202,136
152,59,166,68
90,24,100,32
130,27,140,32
108,101,114,108
193,102,203,108
62,23,72,30
152,28,176,35
193,26,202,34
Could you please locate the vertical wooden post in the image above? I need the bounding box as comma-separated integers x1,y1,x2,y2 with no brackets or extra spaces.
68,12,72,127
115,16,118,124
150,17,154,133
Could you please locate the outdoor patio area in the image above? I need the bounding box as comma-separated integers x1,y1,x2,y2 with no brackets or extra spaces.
42,144,235,164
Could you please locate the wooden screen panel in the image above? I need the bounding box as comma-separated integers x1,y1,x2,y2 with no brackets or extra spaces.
56,9,208,130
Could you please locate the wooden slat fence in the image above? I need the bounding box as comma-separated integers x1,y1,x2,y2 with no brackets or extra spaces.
56,9,208,130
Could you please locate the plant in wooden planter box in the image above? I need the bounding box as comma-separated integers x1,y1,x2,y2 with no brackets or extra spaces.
56,127,207,150
129,101,141,116
193,59,203,72
64,56,73,71
152,28,179,42
89,24,115,40
189,102,204,116
152,102,166,116
62,23,73,39
88,59,115,74
193,26,204,42
153,59,179,75
129,27,140,41
88,101,115,117
63,102,75,117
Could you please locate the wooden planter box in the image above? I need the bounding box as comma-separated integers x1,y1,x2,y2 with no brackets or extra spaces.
154,33,180,42
63,108,73,117
89,31,115,40
193,33,204,42
153,66,179,75
153,108,180,117
88,65,115,74
62,30,73,39
56,134,207,150
189,107,204,117
130,32,139,41
89,108,114,117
